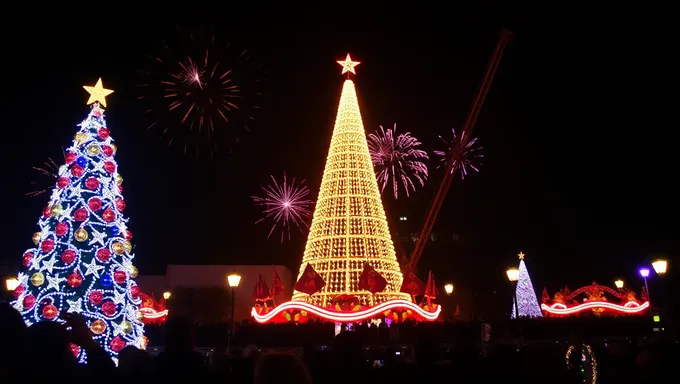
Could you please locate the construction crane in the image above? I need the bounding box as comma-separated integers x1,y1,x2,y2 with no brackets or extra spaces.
405,29,513,271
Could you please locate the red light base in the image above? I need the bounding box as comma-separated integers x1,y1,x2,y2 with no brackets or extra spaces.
251,299,441,324
541,300,649,316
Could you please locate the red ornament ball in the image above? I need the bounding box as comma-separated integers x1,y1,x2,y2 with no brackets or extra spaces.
41,239,55,253
67,271,82,288
118,185,123,193
42,206,51,218
114,270,127,284
55,222,69,237
88,198,103,211
61,249,76,265
70,343,81,358
13,285,24,298
65,152,77,164
98,127,110,139
71,165,84,178
102,145,113,157
96,248,111,262
73,208,88,222
103,161,116,173
102,301,117,316
85,177,100,191
23,294,36,310
57,177,70,189
110,336,126,353
22,252,33,267
42,304,58,320
89,290,104,305
130,285,140,299
116,198,126,212
102,209,116,223
125,230,133,241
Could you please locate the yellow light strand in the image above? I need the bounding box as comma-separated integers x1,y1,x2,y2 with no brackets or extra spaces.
292,79,411,307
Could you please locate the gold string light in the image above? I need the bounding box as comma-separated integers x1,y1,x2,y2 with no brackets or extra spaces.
292,75,411,307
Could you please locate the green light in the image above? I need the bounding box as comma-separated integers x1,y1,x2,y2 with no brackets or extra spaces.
653,315,661,322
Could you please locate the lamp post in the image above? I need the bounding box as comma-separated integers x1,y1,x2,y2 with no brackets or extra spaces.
639,268,651,312
227,273,241,350
651,259,669,333
444,284,454,295
652,259,667,276
506,267,519,319
162,291,172,300
614,279,624,290
5,278,19,291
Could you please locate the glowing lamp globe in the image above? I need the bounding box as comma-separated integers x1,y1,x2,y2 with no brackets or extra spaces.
506,267,519,282
444,284,454,295
652,259,668,275
5,278,19,291
614,279,624,289
639,268,650,278
227,274,241,288
162,291,171,300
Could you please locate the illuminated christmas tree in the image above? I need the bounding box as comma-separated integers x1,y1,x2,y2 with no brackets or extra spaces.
252,55,439,324
290,54,411,307
511,252,543,318
12,79,145,362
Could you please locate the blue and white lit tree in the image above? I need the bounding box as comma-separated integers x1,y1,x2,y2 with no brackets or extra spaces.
511,252,543,318
12,79,145,362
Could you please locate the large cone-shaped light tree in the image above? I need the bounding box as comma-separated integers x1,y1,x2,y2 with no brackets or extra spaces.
251,55,440,323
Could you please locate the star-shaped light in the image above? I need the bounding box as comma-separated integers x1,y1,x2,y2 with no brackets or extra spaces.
83,258,104,277
113,289,126,305
46,275,64,291
518,251,525,260
337,54,361,75
67,297,83,313
112,321,126,337
83,78,114,107
42,257,57,273
89,229,107,247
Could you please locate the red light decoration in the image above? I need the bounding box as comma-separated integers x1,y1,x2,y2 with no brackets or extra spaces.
137,292,168,324
542,300,649,316
139,307,169,319
251,299,440,324
541,282,649,317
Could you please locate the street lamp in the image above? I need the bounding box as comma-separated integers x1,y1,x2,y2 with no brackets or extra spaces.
652,259,668,276
5,278,19,291
227,273,241,350
163,291,172,300
614,279,624,289
506,267,519,319
639,267,651,311
444,283,454,295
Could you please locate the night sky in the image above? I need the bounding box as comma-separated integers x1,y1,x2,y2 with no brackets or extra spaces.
1,4,675,298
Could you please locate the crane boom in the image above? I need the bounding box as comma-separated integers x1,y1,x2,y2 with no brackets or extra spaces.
406,29,512,270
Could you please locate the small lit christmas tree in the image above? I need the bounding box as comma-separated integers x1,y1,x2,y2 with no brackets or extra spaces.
12,79,145,362
511,252,543,318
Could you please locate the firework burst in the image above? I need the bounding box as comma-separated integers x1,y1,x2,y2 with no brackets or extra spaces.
368,124,429,199
27,157,61,198
252,173,314,242
434,128,483,179
137,25,263,157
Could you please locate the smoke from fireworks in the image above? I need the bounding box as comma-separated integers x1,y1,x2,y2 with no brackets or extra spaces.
252,173,314,242
137,25,262,157
434,128,483,179
27,157,61,198
368,124,429,199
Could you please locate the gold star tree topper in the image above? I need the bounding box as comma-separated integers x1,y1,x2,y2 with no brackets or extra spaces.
337,54,361,75
518,251,525,260
83,78,114,108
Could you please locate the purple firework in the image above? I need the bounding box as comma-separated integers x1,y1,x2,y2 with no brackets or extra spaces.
368,124,429,199
434,128,483,179
251,173,313,242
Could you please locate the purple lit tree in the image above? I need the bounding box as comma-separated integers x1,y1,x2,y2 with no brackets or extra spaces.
511,253,543,318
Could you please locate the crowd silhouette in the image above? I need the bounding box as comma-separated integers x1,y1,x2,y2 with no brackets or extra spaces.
1,301,676,383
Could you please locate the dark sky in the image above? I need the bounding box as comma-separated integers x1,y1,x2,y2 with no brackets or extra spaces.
1,4,675,297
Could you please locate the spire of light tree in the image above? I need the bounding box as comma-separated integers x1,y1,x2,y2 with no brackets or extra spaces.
12,79,145,363
511,252,543,318
291,55,411,307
